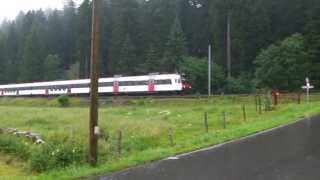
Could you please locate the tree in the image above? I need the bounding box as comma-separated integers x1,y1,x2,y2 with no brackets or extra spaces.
4,22,21,83
109,0,141,75
67,62,80,80
255,34,308,91
20,24,44,82
46,10,64,58
117,34,137,74
62,0,77,69
162,16,187,73
0,33,6,83
43,54,62,81
76,0,92,78
304,0,320,88
143,44,161,73
180,56,225,94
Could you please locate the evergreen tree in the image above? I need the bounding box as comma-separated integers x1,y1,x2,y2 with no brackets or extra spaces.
43,54,62,81
4,23,21,83
162,16,187,72
100,0,113,76
76,0,92,78
118,34,136,74
143,44,161,73
47,10,64,57
20,24,44,82
0,33,6,83
109,0,141,75
62,0,77,69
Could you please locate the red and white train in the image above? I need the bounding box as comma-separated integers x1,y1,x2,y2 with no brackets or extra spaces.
0,74,192,97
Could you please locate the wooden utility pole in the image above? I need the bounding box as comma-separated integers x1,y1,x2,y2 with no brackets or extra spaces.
89,0,102,166
227,12,231,78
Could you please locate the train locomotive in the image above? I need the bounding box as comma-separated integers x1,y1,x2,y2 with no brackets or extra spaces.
0,74,192,97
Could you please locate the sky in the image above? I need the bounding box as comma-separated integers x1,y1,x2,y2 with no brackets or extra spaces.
0,0,83,22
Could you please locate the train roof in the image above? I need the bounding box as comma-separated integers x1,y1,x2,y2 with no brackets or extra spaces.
0,74,181,89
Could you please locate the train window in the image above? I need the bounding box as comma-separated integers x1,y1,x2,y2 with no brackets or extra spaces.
73,84,90,88
118,81,148,86
18,87,32,91
33,86,47,90
155,79,172,85
99,82,113,87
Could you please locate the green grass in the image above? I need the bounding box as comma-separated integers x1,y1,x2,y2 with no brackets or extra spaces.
0,95,319,179
0,152,29,177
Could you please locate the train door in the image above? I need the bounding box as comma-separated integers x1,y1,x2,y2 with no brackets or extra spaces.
113,80,119,94
67,85,72,95
148,77,155,93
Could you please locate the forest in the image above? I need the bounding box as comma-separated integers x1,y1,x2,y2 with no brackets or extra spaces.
0,0,319,94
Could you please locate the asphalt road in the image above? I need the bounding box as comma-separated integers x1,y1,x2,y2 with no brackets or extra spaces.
248,149,320,180
90,116,320,180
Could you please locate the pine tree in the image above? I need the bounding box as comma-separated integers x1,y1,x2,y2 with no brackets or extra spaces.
47,10,64,58
76,0,92,78
0,33,6,83
118,34,136,74
162,16,187,73
144,44,161,73
20,24,44,82
62,0,77,69
43,54,62,81
109,0,140,75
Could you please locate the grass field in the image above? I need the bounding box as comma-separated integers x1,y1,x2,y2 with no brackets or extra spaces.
0,95,319,179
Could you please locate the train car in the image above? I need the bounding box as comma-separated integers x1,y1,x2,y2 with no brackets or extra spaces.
0,74,191,97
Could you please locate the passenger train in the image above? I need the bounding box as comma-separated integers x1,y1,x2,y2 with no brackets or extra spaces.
0,74,192,97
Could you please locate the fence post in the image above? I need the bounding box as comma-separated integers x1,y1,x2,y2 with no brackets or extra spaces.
255,95,258,112
169,128,175,147
272,90,278,106
222,111,227,129
242,105,247,122
297,93,301,104
258,95,262,114
117,130,122,156
204,112,209,133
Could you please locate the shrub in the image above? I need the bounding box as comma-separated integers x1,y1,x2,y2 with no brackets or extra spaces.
30,134,85,172
0,135,31,160
57,95,70,107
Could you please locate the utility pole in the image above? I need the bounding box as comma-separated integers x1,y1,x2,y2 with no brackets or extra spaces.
208,44,212,97
89,0,102,166
227,12,231,78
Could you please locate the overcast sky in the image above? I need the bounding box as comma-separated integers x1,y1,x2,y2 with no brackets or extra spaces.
0,0,84,22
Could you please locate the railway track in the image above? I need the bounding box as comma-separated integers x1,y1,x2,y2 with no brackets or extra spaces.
78,94,255,104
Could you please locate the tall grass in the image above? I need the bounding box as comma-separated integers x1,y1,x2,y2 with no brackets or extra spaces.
0,96,319,179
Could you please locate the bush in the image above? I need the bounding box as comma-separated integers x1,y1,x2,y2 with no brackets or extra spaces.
0,135,31,160
30,135,85,172
254,33,307,91
179,56,226,94
225,75,254,94
57,95,70,107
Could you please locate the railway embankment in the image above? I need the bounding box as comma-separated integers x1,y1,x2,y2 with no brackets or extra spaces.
91,115,320,180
